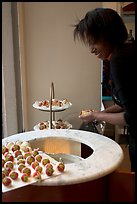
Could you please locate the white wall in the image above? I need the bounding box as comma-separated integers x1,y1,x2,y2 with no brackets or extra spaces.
2,2,18,137
20,2,102,131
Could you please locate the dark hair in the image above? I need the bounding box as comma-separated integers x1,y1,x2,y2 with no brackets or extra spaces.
73,8,128,47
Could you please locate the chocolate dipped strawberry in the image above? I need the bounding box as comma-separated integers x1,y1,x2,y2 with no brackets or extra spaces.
21,173,29,182
2,177,12,186
18,163,26,172
32,150,39,157
4,152,10,158
35,154,42,162
31,161,39,169
23,152,31,159
16,155,23,160
2,145,9,155
57,162,65,172
26,155,35,165
9,171,19,180
42,158,50,166
2,168,12,176
32,171,41,179
2,172,6,179
22,167,31,176
5,153,14,162
11,144,20,152
2,159,6,168
17,159,25,165
4,161,14,170
35,165,43,173
45,166,54,176
45,163,53,169
23,146,32,153
14,150,22,158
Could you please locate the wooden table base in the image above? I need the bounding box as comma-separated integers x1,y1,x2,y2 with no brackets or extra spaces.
2,176,108,202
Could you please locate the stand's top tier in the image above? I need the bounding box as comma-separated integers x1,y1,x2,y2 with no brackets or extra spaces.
33,98,72,112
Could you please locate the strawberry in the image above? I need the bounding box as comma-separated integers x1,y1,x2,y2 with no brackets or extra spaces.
2,145,9,155
2,159,6,168
4,152,9,157
26,155,35,165
18,163,26,172
2,172,6,179
45,163,53,169
14,150,22,158
45,167,54,176
2,168,11,176
35,155,42,162
32,150,39,157
43,100,49,107
16,155,23,160
2,177,12,186
23,152,31,159
31,161,39,169
4,161,14,170
17,159,25,165
39,102,43,107
21,173,28,182
23,146,32,152
42,158,50,166
57,162,65,172
5,153,14,162
32,171,41,179
22,167,31,176
9,171,19,180
35,165,43,173
11,144,20,152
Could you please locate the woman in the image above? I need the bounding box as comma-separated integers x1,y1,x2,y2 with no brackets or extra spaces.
73,8,136,172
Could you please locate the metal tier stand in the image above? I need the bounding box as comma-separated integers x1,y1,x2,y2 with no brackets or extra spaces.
49,82,55,129
33,81,72,131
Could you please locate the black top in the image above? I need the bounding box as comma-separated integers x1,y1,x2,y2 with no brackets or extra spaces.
110,42,136,137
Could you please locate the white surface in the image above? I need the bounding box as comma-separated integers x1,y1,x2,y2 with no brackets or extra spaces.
2,129,124,186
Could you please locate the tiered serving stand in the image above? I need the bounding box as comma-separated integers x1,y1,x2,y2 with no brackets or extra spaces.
33,82,72,130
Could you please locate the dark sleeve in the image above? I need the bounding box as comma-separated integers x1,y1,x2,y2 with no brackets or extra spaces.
110,44,136,126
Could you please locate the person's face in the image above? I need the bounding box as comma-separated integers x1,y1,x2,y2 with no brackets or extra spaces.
88,39,113,60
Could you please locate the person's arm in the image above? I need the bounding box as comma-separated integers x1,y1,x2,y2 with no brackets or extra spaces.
102,104,123,113
93,111,126,126
79,106,127,126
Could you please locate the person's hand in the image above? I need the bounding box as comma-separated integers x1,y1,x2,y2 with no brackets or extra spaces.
79,109,97,124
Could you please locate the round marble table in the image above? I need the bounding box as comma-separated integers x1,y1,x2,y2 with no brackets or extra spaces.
2,129,123,186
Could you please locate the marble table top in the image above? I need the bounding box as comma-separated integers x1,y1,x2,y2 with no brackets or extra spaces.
2,129,124,186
